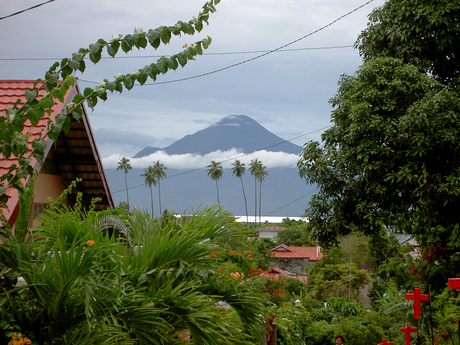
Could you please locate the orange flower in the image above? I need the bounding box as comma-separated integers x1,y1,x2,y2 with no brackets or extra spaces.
191,43,195,47
182,44,188,48
86,240,95,246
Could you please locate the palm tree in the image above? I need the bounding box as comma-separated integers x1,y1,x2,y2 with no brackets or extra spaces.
231,160,249,224
117,157,132,209
255,162,268,224
0,204,265,344
151,160,167,217
141,166,157,217
249,158,261,226
207,160,223,205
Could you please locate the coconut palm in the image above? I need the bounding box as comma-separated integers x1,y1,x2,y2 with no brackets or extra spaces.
117,157,132,209
141,166,157,217
0,202,266,344
249,158,261,226
207,160,223,205
255,162,268,224
231,160,249,224
151,160,167,217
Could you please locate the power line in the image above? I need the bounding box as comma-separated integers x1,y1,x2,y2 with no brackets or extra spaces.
263,188,318,217
0,0,55,21
0,45,353,61
110,124,332,195
78,0,374,86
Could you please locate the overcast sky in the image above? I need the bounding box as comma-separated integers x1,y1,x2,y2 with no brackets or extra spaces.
1,0,386,169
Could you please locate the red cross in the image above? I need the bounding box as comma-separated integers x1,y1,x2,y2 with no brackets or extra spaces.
399,323,417,345
448,278,460,290
406,287,429,319
378,338,392,345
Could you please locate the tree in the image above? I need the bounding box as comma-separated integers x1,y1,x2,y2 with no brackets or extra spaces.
141,165,157,217
255,162,268,224
206,160,223,205
151,160,167,217
298,0,460,290
117,157,132,209
249,159,261,226
231,160,249,224
356,0,460,88
298,57,460,288
0,0,219,216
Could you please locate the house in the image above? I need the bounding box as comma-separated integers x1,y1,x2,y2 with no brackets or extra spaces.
262,267,308,284
0,80,113,229
256,225,285,239
270,244,323,275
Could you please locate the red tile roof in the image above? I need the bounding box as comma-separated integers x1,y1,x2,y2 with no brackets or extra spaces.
272,244,323,261
0,80,68,224
0,80,113,227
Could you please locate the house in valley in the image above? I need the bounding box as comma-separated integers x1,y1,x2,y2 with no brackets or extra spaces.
270,244,323,275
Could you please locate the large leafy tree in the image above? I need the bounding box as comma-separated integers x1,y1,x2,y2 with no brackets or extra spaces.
356,0,460,88
151,160,167,217
117,157,132,209
206,160,223,205
298,0,460,290
141,165,157,217
231,160,249,224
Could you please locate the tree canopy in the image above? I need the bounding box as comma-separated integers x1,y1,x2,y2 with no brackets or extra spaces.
298,0,460,288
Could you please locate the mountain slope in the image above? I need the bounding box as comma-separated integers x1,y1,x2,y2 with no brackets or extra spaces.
134,115,302,157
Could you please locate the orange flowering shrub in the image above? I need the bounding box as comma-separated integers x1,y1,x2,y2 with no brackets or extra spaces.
8,332,32,345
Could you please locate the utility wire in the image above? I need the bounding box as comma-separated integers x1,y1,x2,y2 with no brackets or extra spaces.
0,0,55,21
78,0,374,86
263,188,318,217
0,45,353,61
110,124,332,195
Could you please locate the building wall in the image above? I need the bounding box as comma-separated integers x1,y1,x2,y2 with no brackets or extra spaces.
271,257,314,275
31,173,68,227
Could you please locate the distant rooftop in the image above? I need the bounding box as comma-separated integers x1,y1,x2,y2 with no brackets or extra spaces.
234,216,303,224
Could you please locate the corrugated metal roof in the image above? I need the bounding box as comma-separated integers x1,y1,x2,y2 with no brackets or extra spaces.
0,80,113,226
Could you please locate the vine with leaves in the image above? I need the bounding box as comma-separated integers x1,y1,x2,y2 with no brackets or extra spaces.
0,0,220,212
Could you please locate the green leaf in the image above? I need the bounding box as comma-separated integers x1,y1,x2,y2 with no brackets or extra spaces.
72,52,84,61
86,95,98,109
83,88,93,97
68,59,81,70
89,42,102,55
25,89,38,103
160,27,172,44
71,106,82,121
107,42,120,57
89,52,101,64
45,71,59,84
168,57,178,71
29,108,45,126
123,76,135,90
32,139,47,163
147,28,162,49
78,60,86,73
176,52,188,67
121,37,132,53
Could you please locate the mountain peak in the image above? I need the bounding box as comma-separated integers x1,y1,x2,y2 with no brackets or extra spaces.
134,115,301,157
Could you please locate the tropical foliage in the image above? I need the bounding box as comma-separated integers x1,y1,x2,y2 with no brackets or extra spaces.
0,202,265,344
206,160,223,205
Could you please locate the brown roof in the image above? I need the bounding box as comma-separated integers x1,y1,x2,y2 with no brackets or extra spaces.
271,244,323,261
0,80,113,226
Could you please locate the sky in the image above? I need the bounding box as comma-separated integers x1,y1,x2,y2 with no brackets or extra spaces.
0,0,387,170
